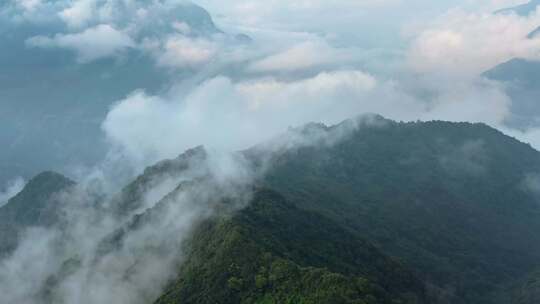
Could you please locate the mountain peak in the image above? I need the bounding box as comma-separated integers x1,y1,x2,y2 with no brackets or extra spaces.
178,145,207,160
528,26,540,39
495,0,540,16
8,171,75,204
29,171,73,184
0,171,75,254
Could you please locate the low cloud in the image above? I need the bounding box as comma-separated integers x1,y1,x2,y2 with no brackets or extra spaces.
102,70,378,166
523,173,540,194
0,147,255,304
59,0,95,29
439,139,488,175
148,35,218,68
0,177,25,207
26,24,134,63
247,39,359,73
100,65,520,170
408,8,540,76
15,0,42,11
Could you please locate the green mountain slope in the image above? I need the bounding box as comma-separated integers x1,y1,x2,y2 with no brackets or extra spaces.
249,117,540,303
155,188,428,304
5,116,540,304
110,146,208,217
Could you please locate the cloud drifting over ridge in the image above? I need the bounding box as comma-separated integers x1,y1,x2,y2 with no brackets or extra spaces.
0,148,256,304
27,24,134,62
3,0,229,66
101,69,515,167
3,0,539,159
408,7,540,77
0,177,25,207
4,1,540,303
101,71,378,166
247,40,360,73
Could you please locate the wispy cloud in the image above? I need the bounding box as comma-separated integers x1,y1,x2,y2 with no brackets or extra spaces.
26,24,134,63
0,177,25,207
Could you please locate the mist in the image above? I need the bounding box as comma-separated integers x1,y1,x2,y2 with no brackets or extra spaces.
0,148,256,304
0,177,25,207
0,111,383,304
3,0,540,303
2,0,540,186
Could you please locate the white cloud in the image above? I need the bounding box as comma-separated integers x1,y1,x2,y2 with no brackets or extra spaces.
408,8,540,76
102,70,378,165
153,35,218,68
26,24,134,63
59,0,96,29
101,67,517,167
247,40,359,72
0,177,25,207
417,78,511,125
16,0,42,11
0,150,254,304
196,0,399,29
172,21,192,35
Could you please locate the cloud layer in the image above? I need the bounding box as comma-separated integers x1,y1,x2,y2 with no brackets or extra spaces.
0,177,25,207
408,7,540,76
27,24,134,62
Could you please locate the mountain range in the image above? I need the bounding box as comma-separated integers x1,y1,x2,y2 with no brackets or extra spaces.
0,1,226,187
495,0,540,16
485,0,540,129
3,115,540,303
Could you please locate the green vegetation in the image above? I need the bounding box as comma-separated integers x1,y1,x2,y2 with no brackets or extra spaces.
255,118,540,303
7,117,540,304
156,189,426,304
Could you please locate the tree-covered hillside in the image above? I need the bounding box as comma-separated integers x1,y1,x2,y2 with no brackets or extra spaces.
252,117,540,303
4,116,540,304
155,189,428,304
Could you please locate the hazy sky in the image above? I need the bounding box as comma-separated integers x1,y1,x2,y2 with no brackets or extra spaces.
1,0,540,181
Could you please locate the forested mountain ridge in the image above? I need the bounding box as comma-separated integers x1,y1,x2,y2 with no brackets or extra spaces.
3,116,540,303
254,117,540,303
155,188,428,304
0,171,75,255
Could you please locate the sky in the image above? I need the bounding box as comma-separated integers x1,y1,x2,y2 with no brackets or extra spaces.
100,0,540,166
1,0,540,184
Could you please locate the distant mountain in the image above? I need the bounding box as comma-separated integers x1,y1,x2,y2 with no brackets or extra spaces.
495,0,540,16
527,26,540,39
484,58,540,128
485,1,540,129
0,1,223,188
0,171,74,255
109,145,208,217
